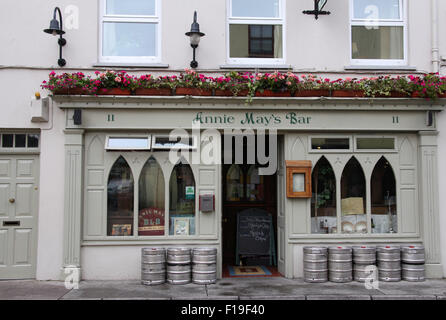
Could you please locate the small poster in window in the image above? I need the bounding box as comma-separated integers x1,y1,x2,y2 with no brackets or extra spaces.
138,208,165,236
174,218,190,236
185,186,195,200
111,224,132,236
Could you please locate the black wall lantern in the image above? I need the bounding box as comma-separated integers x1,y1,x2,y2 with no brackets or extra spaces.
303,0,331,20
185,11,205,68
43,7,67,67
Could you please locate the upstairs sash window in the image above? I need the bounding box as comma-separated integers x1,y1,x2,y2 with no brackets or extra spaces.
228,0,285,64
100,0,160,63
350,0,406,66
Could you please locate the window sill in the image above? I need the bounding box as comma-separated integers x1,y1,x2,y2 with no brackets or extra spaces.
344,65,417,71
93,62,169,68
220,64,292,70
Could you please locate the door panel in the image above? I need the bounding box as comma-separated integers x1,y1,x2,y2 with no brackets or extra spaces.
13,229,32,265
16,184,33,217
0,184,10,216
0,229,7,266
0,155,39,279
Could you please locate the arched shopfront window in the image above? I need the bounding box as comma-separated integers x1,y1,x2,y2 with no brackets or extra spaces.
169,162,196,235
138,157,165,236
107,156,134,236
226,164,243,201
247,165,264,202
311,157,337,234
341,157,366,234
371,157,397,233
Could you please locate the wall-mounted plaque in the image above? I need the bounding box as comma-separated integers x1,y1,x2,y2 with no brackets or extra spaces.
286,160,312,198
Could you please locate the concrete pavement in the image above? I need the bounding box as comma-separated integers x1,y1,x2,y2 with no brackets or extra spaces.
1,278,446,300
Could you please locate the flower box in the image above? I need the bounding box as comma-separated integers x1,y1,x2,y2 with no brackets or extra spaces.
175,87,213,96
255,90,292,97
54,88,85,95
97,88,131,95
294,89,330,97
331,90,365,98
134,88,172,96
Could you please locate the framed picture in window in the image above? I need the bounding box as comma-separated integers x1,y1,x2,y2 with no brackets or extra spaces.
286,160,312,198
173,218,190,236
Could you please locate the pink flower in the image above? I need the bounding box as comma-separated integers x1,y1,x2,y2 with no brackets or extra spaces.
115,77,122,83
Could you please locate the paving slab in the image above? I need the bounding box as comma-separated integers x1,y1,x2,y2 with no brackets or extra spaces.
307,295,371,300
61,281,207,300
0,280,70,300
240,295,306,300
372,295,437,300
373,280,446,296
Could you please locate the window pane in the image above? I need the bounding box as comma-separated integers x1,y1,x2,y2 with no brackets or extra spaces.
106,0,155,15
353,0,400,20
169,163,196,235
311,157,337,234
27,134,39,148
311,138,350,150
352,26,404,60
2,134,13,148
230,24,282,58
107,137,149,149
139,158,165,236
15,134,26,148
357,138,395,149
226,164,244,201
107,157,134,236
153,136,195,149
341,157,367,234
232,0,279,18
247,165,264,202
371,157,397,233
103,22,156,57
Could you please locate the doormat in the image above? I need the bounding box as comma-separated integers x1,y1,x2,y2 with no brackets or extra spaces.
223,265,281,277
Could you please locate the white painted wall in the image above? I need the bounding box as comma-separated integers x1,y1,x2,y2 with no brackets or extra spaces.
0,0,445,280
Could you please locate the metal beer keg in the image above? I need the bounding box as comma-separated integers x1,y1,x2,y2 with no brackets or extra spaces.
401,245,425,264
352,246,376,282
401,245,425,282
377,245,401,282
141,247,166,286
402,263,425,282
167,247,191,284
303,247,328,283
192,248,217,284
328,246,352,283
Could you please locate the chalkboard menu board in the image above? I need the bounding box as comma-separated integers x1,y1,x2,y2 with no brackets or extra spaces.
236,209,276,265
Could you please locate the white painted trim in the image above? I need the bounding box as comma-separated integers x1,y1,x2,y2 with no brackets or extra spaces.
353,135,398,153
349,0,408,66
98,0,161,64
226,0,286,65
308,135,353,153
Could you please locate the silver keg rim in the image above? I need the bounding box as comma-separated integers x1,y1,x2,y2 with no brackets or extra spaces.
401,245,425,252
167,247,191,253
329,246,352,252
377,245,400,252
142,247,166,253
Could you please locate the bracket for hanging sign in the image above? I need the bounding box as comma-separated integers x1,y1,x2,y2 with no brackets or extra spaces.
303,0,331,20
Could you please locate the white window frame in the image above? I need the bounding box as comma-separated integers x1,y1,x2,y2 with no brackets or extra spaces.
105,135,152,151
99,0,161,64
308,135,353,153
354,135,397,153
227,0,286,65
152,134,198,150
349,0,407,66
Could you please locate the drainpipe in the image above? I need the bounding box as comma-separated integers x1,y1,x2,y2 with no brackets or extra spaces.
431,0,440,73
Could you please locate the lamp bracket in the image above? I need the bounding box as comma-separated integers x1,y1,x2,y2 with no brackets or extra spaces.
303,0,331,20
